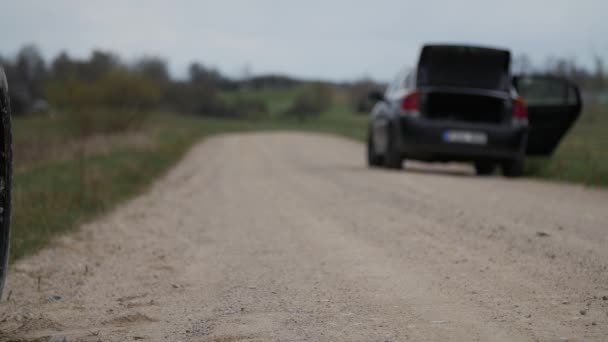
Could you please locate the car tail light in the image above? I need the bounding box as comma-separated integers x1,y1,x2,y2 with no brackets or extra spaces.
512,96,528,125
401,91,420,116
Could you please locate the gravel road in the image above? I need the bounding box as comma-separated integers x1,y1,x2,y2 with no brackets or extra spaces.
1,132,607,341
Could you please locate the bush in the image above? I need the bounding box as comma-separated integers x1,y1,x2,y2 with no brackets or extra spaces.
284,83,333,120
165,82,245,118
348,79,380,114
47,69,161,110
233,97,268,118
46,69,162,135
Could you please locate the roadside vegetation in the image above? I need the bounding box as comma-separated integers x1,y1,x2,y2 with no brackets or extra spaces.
12,113,275,261
1,44,606,261
526,103,608,186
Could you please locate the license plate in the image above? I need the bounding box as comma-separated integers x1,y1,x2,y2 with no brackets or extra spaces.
442,130,487,145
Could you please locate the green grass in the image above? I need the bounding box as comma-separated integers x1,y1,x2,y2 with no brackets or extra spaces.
220,87,302,116
221,86,368,139
525,103,608,186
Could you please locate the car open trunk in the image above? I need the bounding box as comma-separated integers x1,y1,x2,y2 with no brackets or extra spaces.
416,45,511,124
423,91,508,124
417,45,511,91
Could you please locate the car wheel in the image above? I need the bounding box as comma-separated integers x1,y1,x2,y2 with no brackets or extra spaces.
474,161,496,176
367,130,383,167
0,69,12,298
383,126,402,170
501,158,524,178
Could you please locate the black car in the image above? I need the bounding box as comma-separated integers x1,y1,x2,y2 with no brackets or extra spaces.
0,67,12,297
367,44,582,177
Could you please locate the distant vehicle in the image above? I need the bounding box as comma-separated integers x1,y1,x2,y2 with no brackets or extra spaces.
367,44,582,176
0,67,12,297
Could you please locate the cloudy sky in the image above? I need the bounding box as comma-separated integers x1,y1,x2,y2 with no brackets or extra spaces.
1,0,606,81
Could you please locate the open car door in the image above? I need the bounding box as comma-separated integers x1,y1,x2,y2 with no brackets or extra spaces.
513,75,582,155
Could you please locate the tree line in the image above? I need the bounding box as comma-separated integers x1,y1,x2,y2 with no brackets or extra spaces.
0,44,307,117
2,45,606,118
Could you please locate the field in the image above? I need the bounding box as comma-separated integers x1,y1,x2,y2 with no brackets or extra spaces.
9,88,606,262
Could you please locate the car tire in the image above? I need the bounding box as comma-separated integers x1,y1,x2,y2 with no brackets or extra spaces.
501,158,524,178
0,69,12,298
367,131,383,167
474,161,496,176
383,126,402,170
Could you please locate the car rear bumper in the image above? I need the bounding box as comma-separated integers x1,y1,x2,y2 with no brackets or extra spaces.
395,117,527,161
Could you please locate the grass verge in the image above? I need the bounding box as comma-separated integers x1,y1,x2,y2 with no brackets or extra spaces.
10,113,267,261
525,103,608,186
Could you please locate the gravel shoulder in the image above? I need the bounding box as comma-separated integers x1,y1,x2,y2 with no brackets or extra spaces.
1,132,607,341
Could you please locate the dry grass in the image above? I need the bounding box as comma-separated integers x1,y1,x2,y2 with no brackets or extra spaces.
14,129,155,172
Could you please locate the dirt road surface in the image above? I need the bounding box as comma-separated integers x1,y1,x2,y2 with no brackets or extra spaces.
1,132,607,341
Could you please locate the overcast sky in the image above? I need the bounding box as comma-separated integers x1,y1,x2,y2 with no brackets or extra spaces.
1,0,606,81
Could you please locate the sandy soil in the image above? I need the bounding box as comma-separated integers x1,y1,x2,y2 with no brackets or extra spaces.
1,132,607,341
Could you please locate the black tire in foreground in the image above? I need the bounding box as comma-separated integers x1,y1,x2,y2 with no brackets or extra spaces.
0,68,12,298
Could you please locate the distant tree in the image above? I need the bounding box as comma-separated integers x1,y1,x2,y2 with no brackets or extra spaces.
248,75,301,89
4,44,48,114
51,51,75,81
133,56,170,84
164,80,237,117
51,50,119,82
189,62,222,85
284,82,333,120
82,50,119,81
15,45,46,86
348,78,380,114
46,69,161,111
